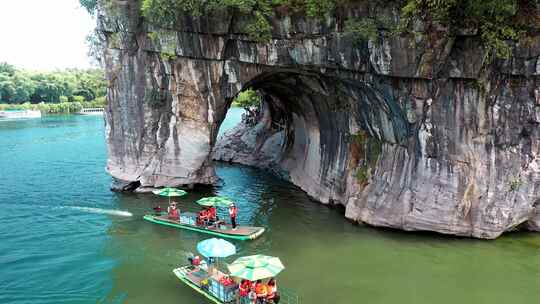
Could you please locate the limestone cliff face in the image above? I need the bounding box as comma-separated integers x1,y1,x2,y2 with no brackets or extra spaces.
98,1,540,238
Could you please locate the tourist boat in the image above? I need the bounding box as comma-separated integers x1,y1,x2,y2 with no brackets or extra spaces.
78,108,104,115
172,254,299,304
173,265,236,304
0,110,41,119
143,213,265,241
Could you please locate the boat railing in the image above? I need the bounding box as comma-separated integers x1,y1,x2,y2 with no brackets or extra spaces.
205,277,237,303
79,108,104,114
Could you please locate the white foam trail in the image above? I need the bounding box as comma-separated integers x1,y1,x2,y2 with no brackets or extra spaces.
68,206,133,217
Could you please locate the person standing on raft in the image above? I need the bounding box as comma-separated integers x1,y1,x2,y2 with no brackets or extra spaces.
209,206,218,225
229,203,238,230
167,202,179,220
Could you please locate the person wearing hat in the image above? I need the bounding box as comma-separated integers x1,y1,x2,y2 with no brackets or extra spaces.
229,203,238,230
167,201,179,220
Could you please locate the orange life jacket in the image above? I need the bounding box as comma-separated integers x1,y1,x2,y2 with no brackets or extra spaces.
169,208,179,219
255,283,267,297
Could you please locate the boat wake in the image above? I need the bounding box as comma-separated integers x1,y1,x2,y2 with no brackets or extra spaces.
0,202,134,218
67,206,133,217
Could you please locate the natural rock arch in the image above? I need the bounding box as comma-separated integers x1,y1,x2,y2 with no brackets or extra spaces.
99,1,540,238
213,69,410,206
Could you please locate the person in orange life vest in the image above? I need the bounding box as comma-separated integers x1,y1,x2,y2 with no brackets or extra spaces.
266,278,277,303
254,280,267,304
229,203,238,229
200,207,211,226
196,208,205,226
209,206,218,223
167,202,179,220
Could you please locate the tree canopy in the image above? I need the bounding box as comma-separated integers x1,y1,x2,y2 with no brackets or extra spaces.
0,62,107,104
233,88,260,109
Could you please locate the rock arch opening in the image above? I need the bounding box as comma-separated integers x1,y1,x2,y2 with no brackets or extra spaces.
213,69,410,207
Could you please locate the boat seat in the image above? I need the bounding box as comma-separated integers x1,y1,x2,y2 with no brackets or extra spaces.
186,268,209,286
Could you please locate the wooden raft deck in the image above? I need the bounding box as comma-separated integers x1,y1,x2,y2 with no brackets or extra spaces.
143,214,265,240
173,266,225,304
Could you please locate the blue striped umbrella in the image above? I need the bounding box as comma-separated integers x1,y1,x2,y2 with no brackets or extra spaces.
196,238,236,258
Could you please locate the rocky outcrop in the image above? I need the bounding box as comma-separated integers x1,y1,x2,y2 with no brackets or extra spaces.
98,1,540,238
213,103,285,172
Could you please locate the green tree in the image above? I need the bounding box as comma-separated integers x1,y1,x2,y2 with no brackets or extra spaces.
79,0,98,15
0,62,16,76
0,66,108,104
0,73,16,103
233,88,261,118
11,73,35,103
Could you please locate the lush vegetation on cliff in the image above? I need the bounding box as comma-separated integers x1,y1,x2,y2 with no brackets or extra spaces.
137,0,538,59
398,0,539,59
139,0,336,41
80,0,538,60
0,62,106,104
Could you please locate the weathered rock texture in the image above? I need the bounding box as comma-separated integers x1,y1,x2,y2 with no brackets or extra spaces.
98,1,540,238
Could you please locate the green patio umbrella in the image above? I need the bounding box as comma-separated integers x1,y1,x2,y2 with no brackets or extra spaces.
152,187,187,204
227,255,284,281
196,196,234,208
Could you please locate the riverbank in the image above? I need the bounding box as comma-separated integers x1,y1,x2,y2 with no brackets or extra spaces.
0,100,105,114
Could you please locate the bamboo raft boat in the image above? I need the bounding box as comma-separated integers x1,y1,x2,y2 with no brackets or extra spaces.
143,212,265,241
173,265,236,304
172,264,300,304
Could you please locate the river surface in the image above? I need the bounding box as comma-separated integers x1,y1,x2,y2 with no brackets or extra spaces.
1,108,540,304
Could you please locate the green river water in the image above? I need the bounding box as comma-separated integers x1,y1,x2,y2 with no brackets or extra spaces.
1,109,539,304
